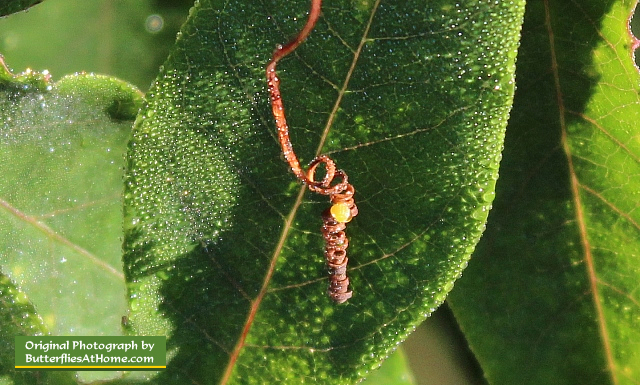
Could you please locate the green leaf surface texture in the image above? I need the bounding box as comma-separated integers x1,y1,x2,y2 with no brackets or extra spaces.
123,0,524,383
0,272,78,385
0,61,143,382
0,0,43,17
448,0,640,384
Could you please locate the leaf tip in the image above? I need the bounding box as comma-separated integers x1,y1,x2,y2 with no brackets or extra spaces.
629,0,640,71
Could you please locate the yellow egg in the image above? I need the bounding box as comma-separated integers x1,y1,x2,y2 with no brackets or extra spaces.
330,202,352,223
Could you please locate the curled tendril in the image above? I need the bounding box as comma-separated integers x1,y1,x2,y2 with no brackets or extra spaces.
322,184,358,303
266,0,358,303
306,156,349,195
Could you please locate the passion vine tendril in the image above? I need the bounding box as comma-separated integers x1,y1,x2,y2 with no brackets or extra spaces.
266,0,358,304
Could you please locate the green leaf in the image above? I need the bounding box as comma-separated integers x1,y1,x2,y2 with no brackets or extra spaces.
0,272,77,385
0,272,47,360
0,0,191,91
123,0,524,383
0,0,43,17
0,60,143,383
361,347,415,385
403,306,485,384
448,0,640,383
0,272,78,385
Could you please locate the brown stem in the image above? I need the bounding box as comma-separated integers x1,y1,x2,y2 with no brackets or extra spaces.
266,0,323,184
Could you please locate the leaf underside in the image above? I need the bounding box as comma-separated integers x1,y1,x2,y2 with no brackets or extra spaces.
449,0,640,384
0,61,142,384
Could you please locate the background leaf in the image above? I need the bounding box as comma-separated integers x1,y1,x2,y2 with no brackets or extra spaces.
448,0,640,383
0,61,143,383
0,272,77,385
124,0,524,383
402,306,484,385
0,0,191,91
0,0,43,17
360,348,415,385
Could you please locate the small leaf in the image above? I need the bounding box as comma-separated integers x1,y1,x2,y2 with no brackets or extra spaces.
0,0,43,17
123,0,524,383
360,348,415,385
448,0,640,383
0,59,143,383
0,0,190,91
0,272,79,385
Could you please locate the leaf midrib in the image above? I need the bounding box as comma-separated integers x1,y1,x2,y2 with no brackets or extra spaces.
218,2,382,383
543,0,616,382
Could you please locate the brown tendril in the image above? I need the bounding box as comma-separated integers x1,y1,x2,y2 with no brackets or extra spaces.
266,0,358,304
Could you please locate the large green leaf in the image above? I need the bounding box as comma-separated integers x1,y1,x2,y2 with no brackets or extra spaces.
124,0,524,383
448,0,640,383
0,60,143,383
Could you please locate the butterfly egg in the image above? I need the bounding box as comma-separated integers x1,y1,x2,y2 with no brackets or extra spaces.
330,202,352,223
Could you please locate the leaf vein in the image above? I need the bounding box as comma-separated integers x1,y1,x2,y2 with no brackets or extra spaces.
0,197,123,280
